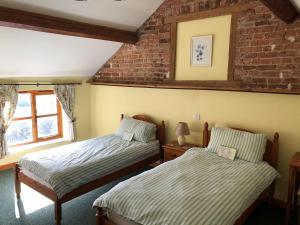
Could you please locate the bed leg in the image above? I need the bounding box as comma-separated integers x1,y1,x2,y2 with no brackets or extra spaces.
15,164,21,199
269,182,275,205
96,207,104,225
55,200,62,225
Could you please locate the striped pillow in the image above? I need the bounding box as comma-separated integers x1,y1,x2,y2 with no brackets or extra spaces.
207,127,267,163
116,117,156,143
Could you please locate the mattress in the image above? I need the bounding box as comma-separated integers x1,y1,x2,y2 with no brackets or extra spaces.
20,134,159,198
94,147,279,225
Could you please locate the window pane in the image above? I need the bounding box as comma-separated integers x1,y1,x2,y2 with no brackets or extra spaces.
14,93,32,118
6,120,33,146
36,94,57,116
37,116,58,138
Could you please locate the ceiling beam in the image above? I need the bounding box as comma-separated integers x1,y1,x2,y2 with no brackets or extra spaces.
260,0,299,24
0,6,138,44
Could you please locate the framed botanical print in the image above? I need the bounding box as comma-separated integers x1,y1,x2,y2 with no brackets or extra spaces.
191,35,213,67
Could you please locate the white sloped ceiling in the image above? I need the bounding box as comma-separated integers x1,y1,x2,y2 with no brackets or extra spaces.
0,0,164,78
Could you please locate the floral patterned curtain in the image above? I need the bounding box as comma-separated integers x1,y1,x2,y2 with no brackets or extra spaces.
54,85,76,142
0,85,18,158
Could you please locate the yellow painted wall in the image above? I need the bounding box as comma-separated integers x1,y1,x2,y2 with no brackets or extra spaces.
90,85,300,202
2,77,299,202
0,80,91,167
176,15,231,80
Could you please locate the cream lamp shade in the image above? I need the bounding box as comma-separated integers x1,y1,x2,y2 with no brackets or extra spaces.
175,122,190,145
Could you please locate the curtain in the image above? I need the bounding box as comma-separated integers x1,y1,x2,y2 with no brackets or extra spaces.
54,85,76,142
0,85,18,158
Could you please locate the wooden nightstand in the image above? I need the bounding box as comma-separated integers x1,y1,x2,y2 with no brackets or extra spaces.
286,152,300,225
163,141,199,162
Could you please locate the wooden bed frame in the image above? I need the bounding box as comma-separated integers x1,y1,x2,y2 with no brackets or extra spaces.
15,114,165,225
95,122,279,225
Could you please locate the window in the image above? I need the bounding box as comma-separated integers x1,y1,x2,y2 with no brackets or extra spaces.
6,90,63,147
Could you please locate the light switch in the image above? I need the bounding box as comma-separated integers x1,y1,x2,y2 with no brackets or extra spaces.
193,113,201,121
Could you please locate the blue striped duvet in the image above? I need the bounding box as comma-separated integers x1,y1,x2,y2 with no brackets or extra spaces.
20,134,160,198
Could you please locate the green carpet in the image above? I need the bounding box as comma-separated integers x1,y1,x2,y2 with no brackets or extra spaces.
0,169,287,225
0,169,139,225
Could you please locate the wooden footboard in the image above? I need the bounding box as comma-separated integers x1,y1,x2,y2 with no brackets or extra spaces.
96,207,118,225
15,164,62,225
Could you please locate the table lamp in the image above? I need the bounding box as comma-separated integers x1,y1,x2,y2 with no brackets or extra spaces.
175,122,190,146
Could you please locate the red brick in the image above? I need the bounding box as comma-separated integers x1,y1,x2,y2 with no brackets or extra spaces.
93,0,300,90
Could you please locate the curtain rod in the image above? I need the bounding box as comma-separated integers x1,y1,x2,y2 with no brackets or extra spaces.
0,82,82,86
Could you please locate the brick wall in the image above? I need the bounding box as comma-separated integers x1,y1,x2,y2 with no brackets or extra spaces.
93,0,300,92
235,1,300,90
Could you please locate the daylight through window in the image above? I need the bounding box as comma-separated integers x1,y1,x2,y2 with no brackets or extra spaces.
7,90,63,146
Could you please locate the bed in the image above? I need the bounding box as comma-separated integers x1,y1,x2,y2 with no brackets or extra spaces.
93,122,279,225
14,114,165,225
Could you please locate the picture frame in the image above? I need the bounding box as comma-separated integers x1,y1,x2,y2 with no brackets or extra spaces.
191,35,213,67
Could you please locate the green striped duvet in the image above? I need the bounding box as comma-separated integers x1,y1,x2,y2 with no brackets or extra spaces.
93,148,278,225
20,134,159,198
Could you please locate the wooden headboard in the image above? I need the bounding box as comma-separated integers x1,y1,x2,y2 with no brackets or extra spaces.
121,114,166,158
202,122,279,169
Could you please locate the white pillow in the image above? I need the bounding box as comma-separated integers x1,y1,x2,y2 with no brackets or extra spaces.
207,127,267,163
116,117,156,143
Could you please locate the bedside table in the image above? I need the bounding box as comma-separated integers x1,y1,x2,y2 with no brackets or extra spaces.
286,152,300,225
163,141,199,162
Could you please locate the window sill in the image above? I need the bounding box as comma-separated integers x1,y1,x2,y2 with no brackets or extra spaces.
8,138,71,154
